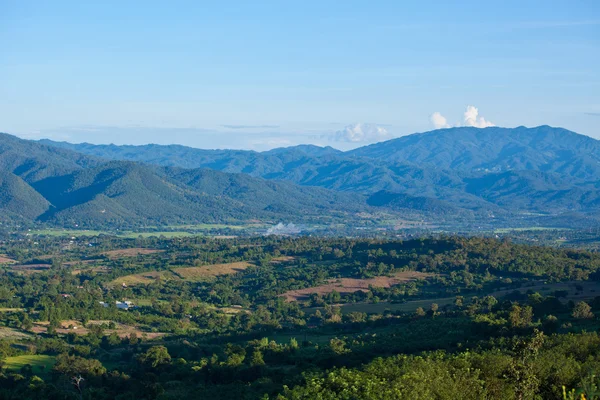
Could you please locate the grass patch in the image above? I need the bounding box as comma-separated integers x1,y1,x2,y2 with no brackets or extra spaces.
3,355,56,375
101,248,164,258
0,327,30,339
173,261,252,282
110,270,177,287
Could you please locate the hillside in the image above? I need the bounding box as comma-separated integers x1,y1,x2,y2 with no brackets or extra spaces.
41,126,600,217
349,125,600,181
0,133,371,227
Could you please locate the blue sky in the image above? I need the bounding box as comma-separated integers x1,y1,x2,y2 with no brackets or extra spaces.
1,0,599,150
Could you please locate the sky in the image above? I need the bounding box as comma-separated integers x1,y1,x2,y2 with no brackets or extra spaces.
1,0,599,150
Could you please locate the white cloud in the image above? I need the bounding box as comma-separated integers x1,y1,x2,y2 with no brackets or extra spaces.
430,105,495,129
430,112,450,129
463,105,495,128
332,123,391,143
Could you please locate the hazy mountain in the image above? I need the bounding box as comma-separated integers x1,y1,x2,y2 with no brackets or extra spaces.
0,133,370,227
40,126,600,216
349,126,600,182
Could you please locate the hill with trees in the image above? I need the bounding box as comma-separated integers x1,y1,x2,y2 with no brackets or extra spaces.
41,126,600,220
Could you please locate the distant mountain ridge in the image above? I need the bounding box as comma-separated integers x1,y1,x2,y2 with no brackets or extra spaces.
0,132,369,227
40,126,600,218
349,126,600,181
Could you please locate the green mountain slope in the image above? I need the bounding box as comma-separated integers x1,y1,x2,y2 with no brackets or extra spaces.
0,133,373,227
40,126,600,216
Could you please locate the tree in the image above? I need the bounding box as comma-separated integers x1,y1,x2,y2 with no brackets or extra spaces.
483,295,498,312
53,354,106,377
250,349,265,366
454,296,464,308
429,303,439,317
509,305,533,328
140,346,171,368
505,330,545,400
415,307,426,317
329,338,350,355
572,301,594,319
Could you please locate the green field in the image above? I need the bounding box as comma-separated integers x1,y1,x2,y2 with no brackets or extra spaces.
493,227,568,233
3,355,56,375
28,223,263,238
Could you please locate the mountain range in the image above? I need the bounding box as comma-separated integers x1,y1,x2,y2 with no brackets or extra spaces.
42,126,600,214
0,132,366,228
0,125,598,229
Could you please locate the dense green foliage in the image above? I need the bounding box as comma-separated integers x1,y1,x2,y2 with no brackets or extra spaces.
0,235,600,398
0,132,367,228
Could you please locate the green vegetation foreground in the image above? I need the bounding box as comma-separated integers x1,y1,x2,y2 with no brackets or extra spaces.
2,234,600,399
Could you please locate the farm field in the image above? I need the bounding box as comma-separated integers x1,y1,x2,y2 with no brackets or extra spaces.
314,280,600,315
172,261,253,281
101,248,164,258
281,271,434,302
109,270,176,287
27,223,263,239
30,320,165,339
111,261,254,286
0,327,30,339
5,264,51,275
0,255,16,264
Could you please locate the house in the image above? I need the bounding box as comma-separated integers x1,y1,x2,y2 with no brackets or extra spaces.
116,300,135,310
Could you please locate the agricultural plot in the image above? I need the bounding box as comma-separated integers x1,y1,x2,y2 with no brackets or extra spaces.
101,248,164,258
6,264,51,275
30,320,165,339
110,270,176,287
109,261,253,286
0,327,31,339
0,255,16,264
282,271,435,302
172,261,252,281
320,280,600,315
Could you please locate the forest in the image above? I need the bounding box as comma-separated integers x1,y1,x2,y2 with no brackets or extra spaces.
1,233,600,399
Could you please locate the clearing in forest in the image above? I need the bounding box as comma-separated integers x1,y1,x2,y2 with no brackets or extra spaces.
282,271,435,302
101,248,164,258
0,326,31,339
109,270,176,286
271,256,297,264
7,264,51,274
173,261,252,281
3,355,56,375
321,280,600,315
0,255,16,264
30,320,165,339
110,261,253,286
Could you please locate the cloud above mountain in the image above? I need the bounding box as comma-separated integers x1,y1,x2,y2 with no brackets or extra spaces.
430,106,495,129
331,123,392,143
430,112,450,129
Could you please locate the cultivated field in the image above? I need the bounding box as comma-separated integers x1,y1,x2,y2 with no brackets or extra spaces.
0,255,16,264
0,326,31,339
6,264,51,275
282,271,435,302
110,270,175,286
172,261,252,281
101,248,164,258
109,261,253,286
30,320,165,339
312,280,600,315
